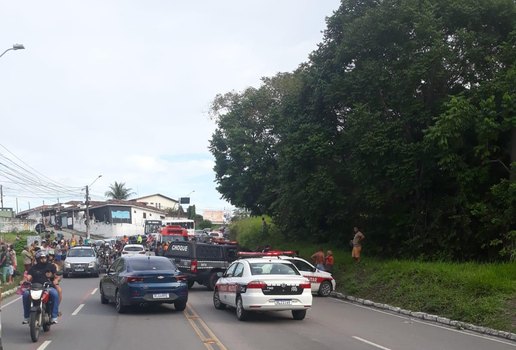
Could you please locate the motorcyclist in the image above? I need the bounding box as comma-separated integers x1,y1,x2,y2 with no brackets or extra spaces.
21,250,60,324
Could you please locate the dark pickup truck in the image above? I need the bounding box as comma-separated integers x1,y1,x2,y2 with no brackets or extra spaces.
164,241,238,290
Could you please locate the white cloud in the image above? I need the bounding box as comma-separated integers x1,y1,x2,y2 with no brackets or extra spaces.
0,0,340,214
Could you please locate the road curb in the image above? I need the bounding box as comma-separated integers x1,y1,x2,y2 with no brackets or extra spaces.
1,287,19,299
330,291,516,342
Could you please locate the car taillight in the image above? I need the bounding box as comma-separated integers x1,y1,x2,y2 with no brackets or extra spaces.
300,282,311,289
191,259,197,273
247,280,267,289
126,276,144,283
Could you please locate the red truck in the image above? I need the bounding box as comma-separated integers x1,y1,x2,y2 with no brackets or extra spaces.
161,225,188,242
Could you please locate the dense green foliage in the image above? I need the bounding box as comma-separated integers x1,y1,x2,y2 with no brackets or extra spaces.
212,0,516,261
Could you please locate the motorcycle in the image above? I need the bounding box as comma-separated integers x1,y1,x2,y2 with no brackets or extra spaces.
24,281,54,342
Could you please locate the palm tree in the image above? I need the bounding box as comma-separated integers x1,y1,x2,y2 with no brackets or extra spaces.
104,181,134,200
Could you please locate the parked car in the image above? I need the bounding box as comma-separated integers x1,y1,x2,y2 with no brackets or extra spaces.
279,256,336,297
99,255,188,313
193,230,211,243
213,257,312,321
237,251,336,297
63,245,100,278
121,244,146,255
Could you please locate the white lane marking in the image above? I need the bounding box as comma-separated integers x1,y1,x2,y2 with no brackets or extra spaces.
353,336,391,350
37,340,52,350
72,303,85,315
91,288,98,295
2,296,21,307
332,298,516,347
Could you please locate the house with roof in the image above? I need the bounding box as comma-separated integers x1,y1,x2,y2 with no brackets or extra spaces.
16,199,169,238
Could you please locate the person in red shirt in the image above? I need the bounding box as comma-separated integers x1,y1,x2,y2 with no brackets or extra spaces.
325,250,334,273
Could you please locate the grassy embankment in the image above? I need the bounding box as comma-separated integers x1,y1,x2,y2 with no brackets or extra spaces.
276,241,516,333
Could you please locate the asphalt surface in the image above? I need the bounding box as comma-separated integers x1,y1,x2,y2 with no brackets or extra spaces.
1,276,515,350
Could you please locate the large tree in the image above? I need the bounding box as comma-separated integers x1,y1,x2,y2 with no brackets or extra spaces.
210,0,516,260
104,181,134,200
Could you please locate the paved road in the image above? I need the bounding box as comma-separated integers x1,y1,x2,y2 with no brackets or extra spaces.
1,275,515,350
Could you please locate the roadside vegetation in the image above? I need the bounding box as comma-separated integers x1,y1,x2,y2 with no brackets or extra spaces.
229,217,516,333
0,231,34,292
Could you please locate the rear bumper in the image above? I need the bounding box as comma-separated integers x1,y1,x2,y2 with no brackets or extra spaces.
241,292,312,311
121,285,188,305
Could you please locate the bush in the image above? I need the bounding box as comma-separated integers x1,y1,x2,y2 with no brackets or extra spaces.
229,216,278,250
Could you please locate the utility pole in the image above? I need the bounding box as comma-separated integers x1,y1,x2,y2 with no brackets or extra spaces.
0,184,3,208
85,185,90,240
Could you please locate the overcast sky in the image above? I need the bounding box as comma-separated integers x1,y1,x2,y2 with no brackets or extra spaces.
0,1,341,215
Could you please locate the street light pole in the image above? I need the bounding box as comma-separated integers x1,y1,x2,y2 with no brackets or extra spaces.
0,44,25,59
85,175,102,241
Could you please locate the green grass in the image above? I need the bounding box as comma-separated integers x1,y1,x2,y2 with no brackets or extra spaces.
274,241,516,333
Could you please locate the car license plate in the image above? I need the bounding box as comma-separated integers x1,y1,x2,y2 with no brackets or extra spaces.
275,299,292,305
75,268,84,272
153,293,170,299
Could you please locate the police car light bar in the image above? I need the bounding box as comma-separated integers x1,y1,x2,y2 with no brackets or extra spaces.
237,250,298,258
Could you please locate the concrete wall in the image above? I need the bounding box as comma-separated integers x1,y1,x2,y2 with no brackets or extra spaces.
0,217,36,233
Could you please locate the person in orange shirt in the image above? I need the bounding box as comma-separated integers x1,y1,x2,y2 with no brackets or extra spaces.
352,227,366,263
324,250,334,273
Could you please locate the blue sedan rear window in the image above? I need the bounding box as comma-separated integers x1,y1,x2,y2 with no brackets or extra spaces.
129,259,176,271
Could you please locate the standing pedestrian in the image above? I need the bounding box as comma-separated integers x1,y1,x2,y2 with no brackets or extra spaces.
0,245,9,284
22,246,32,272
9,244,17,282
324,250,334,273
311,247,325,271
351,227,366,263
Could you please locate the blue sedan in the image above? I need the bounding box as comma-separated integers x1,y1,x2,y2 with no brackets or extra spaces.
99,255,188,313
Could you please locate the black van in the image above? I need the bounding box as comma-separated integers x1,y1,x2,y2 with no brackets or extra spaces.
164,241,238,290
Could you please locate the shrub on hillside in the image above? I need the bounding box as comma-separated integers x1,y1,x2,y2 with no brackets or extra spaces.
230,216,277,250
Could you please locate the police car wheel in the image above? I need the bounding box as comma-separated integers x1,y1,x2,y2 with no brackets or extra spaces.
318,281,332,297
213,289,226,310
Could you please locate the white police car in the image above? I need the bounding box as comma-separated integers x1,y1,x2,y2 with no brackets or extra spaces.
238,251,336,297
213,257,312,321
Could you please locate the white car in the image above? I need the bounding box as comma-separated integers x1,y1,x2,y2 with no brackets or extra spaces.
213,257,312,321
122,244,146,255
279,256,336,297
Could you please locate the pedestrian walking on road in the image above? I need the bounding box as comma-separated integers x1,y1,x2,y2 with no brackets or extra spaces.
351,227,366,263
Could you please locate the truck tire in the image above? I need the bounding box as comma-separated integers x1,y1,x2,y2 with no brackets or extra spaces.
207,272,219,291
